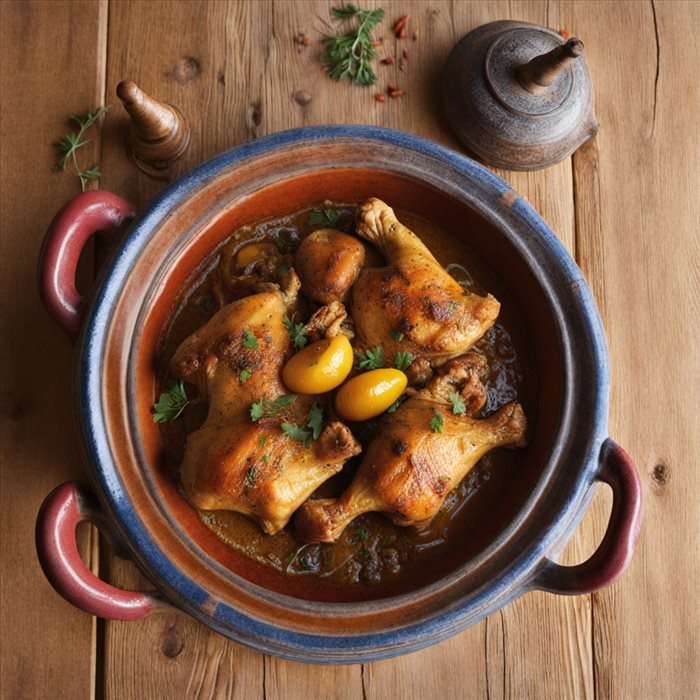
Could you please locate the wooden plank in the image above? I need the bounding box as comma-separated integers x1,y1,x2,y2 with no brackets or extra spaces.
0,1,107,699
569,2,700,698
101,2,268,697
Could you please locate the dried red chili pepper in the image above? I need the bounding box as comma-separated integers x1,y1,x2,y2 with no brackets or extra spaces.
381,56,394,65
375,94,386,102
393,15,410,34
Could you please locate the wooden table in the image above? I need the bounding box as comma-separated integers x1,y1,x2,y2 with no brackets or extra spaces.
2,2,698,698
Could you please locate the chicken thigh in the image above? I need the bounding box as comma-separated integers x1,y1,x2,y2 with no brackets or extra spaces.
171,272,361,534
352,198,501,366
295,354,527,543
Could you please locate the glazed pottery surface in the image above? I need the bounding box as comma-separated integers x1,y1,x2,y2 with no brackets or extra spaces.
36,126,641,663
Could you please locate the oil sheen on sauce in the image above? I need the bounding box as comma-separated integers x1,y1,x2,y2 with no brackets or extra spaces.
158,204,531,593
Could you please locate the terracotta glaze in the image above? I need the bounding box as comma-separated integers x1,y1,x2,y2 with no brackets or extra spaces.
36,126,642,663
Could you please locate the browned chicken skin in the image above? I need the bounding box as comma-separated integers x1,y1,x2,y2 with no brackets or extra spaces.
171,272,361,534
352,198,501,366
295,354,527,543
295,228,366,305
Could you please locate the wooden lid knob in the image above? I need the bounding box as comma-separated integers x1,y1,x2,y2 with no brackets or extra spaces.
116,80,190,171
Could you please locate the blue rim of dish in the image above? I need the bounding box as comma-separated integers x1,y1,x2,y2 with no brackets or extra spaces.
78,125,610,662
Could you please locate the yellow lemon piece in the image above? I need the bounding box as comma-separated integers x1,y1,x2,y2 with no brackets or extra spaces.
334,368,408,421
282,335,354,394
236,242,277,268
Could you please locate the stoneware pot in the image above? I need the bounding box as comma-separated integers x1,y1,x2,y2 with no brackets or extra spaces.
36,126,642,664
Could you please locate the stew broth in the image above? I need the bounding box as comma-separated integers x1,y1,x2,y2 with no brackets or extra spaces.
157,203,532,594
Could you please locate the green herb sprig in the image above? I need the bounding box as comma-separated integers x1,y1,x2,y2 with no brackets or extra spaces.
308,208,341,228
250,394,297,422
281,403,325,448
394,351,414,371
53,106,108,191
321,4,385,86
355,345,384,370
448,392,467,416
429,411,445,434
283,315,308,350
152,381,189,423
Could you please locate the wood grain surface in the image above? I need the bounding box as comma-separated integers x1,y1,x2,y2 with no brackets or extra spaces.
1,2,698,699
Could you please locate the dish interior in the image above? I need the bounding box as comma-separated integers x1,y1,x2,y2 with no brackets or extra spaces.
134,168,563,603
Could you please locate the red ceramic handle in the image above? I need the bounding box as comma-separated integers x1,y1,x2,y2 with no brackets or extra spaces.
36,482,159,621
38,190,136,343
534,438,642,594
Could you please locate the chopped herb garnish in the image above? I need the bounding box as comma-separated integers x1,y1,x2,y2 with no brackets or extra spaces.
447,300,460,311
321,4,385,86
152,381,189,423
258,436,267,447
283,315,308,350
394,351,414,371
249,394,297,422
262,454,270,462
277,261,289,278
308,207,341,228
386,395,406,414
448,391,467,416
245,466,258,488
430,411,445,434
307,403,324,440
239,367,253,384
280,403,325,448
389,330,404,342
353,526,368,543
355,345,384,370
243,330,260,349
281,422,314,448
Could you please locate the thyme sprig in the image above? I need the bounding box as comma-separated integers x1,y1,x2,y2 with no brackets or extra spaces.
321,4,385,86
53,106,108,191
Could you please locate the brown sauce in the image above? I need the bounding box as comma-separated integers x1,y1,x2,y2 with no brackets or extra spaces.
157,203,532,593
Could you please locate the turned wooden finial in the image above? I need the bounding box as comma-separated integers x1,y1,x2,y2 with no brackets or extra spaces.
116,80,190,171
517,38,584,93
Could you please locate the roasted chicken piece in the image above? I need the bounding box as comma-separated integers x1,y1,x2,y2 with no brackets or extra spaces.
171,272,361,534
295,354,527,543
296,228,366,304
352,198,501,366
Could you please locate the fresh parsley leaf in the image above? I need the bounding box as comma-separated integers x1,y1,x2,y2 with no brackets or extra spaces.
308,207,340,228
355,345,384,370
245,466,258,488
249,395,297,422
258,436,267,447
280,403,325,448
448,392,467,416
307,403,324,440
283,315,308,350
243,330,260,349
322,5,385,86
262,454,270,462
389,330,404,342
430,411,445,434
394,351,414,371
239,367,253,384
152,380,189,423
281,422,314,448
